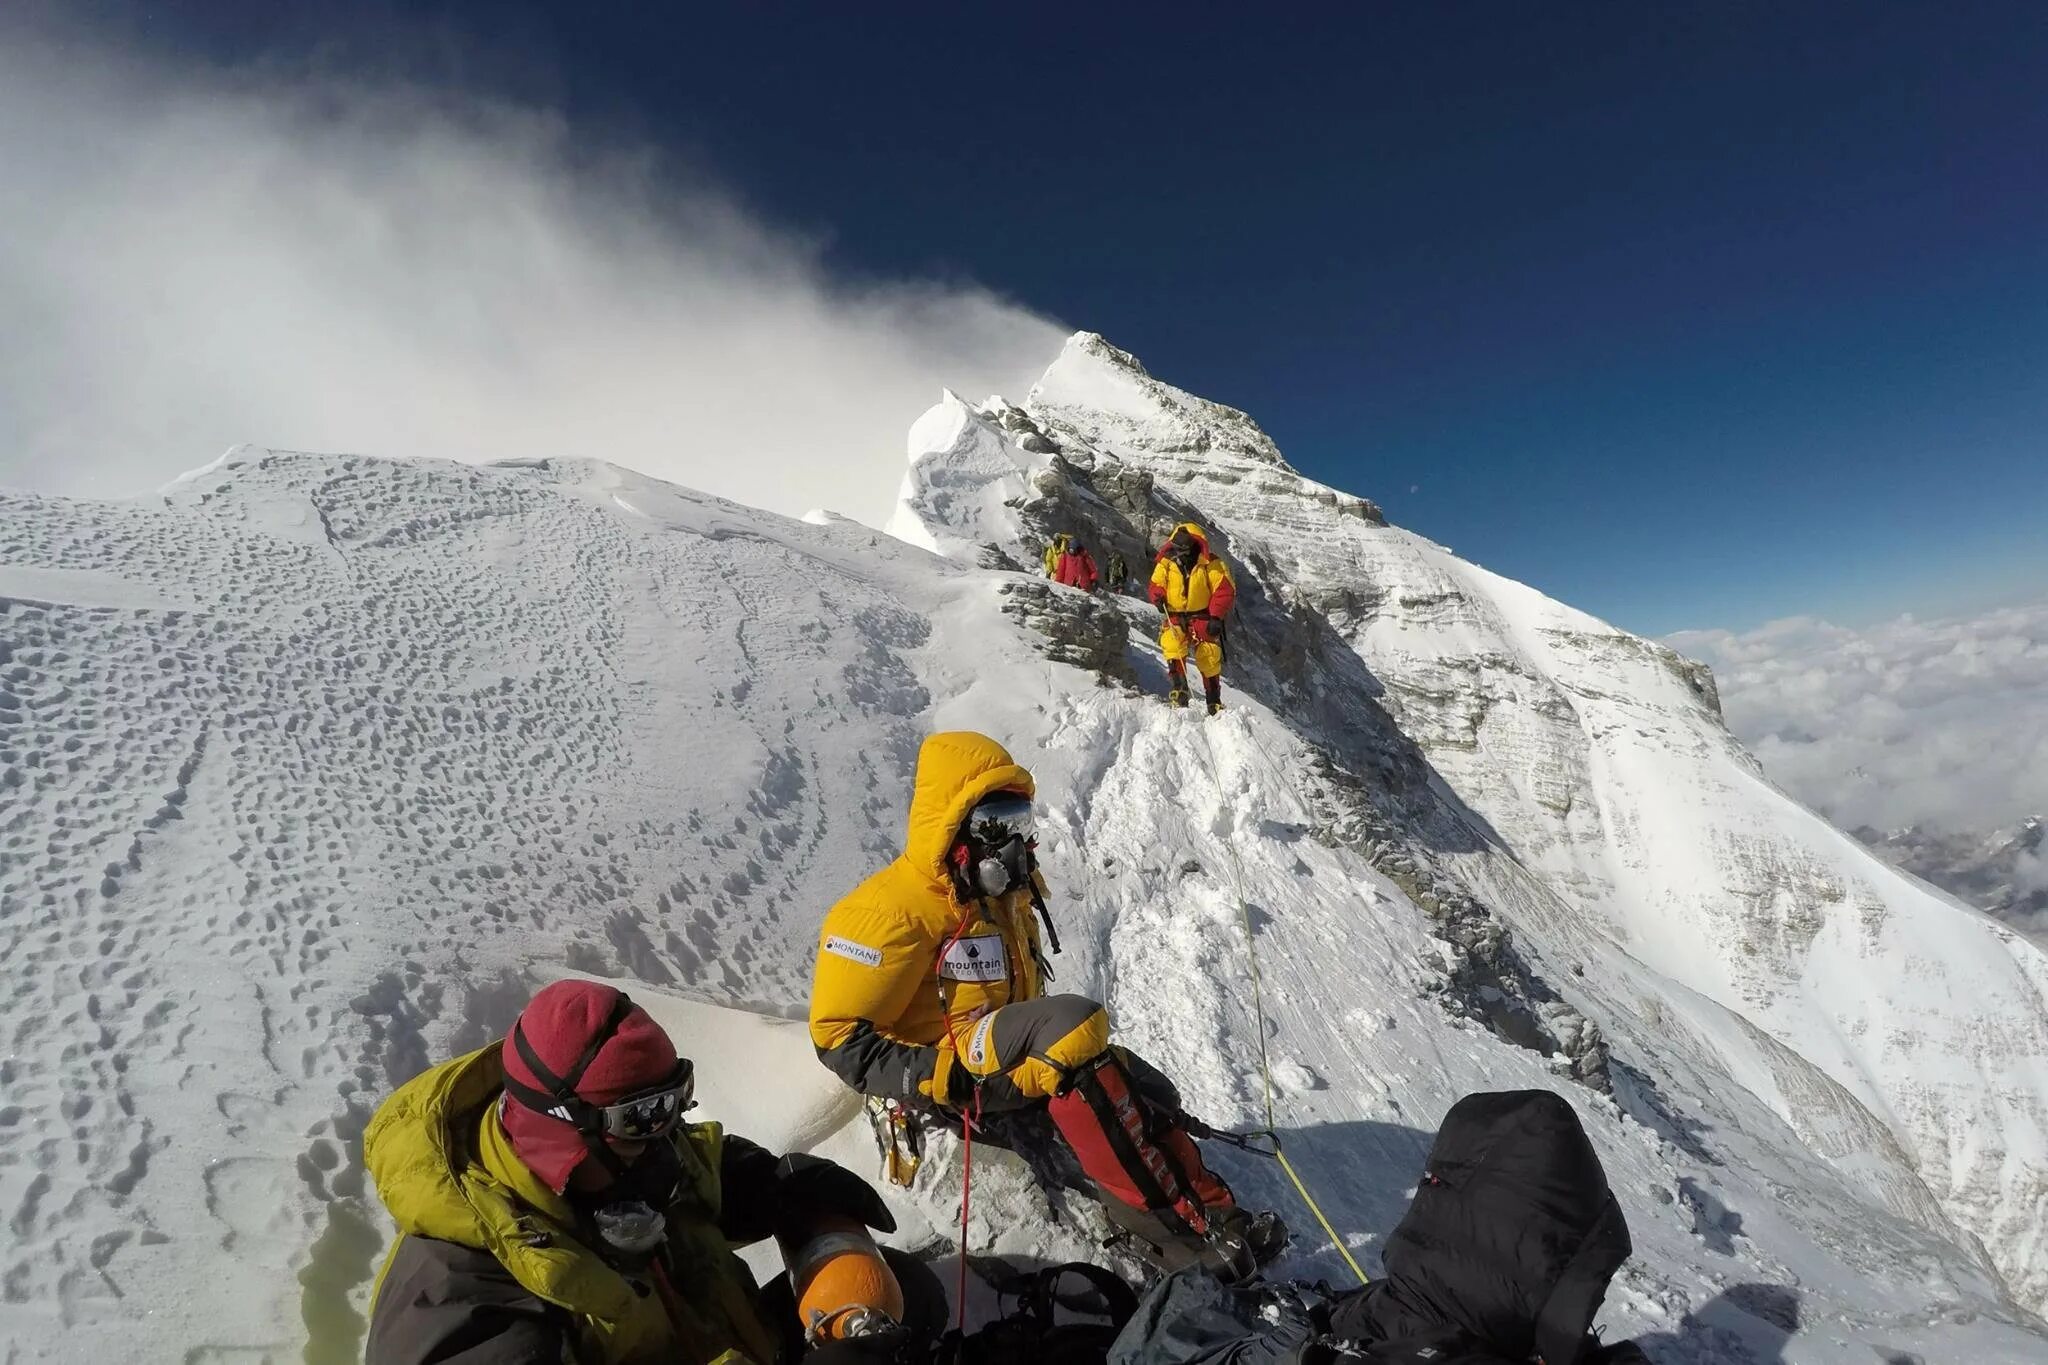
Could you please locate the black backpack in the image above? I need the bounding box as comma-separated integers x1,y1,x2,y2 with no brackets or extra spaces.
1105,1090,1640,1365
1326,1091,1632,1365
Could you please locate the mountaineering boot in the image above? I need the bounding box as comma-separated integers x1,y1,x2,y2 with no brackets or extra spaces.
1169,688,1189,709
1203,676,1223,716
1167,660,1190,709
1098,1202,1288,1282
1213,1205,1289,1269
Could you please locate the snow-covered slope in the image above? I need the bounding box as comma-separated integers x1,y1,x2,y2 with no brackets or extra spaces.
3,350,2045,1364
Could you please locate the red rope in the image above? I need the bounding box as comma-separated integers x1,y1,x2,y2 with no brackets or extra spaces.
935,906,981,1334
954,1085,982,1332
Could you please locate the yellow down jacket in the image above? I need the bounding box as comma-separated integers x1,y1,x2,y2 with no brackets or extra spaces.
809,732,1049,1104
1148,522,1237,616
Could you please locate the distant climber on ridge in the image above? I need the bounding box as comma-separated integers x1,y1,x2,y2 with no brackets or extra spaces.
1106,549,1130,594
808,731,1287,1280
1148,523,1236,715
1041,533,1070,579
1055,538,1101,592
362,978,936,1364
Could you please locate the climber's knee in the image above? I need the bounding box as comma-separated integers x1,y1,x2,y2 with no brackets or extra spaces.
960,995,1111,1100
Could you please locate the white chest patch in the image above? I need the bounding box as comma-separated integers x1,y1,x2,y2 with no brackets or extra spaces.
939,933,1008,983
822,935,883,968
965,1012,998,1068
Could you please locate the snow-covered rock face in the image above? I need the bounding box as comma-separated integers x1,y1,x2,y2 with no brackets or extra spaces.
900,334,2048,1341
4,355,2047,1363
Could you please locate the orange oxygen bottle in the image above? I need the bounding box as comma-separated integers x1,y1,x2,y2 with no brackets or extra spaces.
777,1213,905,1342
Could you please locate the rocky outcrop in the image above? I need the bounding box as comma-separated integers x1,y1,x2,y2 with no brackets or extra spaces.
997,579,1134,685
1303,753,1613,1091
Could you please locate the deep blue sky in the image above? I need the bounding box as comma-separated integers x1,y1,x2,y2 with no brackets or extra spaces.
87,2,2048,633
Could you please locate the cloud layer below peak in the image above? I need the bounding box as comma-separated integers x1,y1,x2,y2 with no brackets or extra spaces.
0,33,1064,527
1670,598,2048,834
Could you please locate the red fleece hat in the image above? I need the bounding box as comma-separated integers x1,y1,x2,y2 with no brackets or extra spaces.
499,980,679,1191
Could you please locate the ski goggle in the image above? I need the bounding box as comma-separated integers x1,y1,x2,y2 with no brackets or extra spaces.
596,1062,696,1141
966,793,1034,849
965,794,1035,897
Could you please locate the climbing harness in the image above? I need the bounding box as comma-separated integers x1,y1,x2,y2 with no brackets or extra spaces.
1190,721,1372,1287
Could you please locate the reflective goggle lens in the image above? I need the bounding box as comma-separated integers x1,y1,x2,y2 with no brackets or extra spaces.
968,794,1034,847
602,1065,695,1140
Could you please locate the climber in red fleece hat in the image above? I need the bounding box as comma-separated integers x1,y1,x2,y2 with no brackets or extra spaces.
496,978,692,1190
363,978,936,1364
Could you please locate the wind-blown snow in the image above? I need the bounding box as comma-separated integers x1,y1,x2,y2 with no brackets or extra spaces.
3,342,2046,1362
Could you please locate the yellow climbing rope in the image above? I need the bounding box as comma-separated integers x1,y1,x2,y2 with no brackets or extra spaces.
1196,722,1372,1286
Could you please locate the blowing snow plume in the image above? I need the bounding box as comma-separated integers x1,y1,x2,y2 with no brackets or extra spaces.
0,30,1062,526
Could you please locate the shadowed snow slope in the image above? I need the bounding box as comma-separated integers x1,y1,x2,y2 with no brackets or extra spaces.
0,357,2044,1364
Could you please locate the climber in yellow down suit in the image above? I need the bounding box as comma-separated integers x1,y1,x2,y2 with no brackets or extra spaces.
1149,522,1236,715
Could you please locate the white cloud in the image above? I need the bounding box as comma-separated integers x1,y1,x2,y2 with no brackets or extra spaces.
1668,599,2048,833
0,31,1065,527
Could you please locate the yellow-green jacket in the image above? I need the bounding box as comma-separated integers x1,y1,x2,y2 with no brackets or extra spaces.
363,1044,781,1365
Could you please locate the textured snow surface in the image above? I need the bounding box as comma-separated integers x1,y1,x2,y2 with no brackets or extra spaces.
0,350,2044,1364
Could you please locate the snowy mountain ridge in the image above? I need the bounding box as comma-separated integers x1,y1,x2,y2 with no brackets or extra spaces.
0,338,2044,1363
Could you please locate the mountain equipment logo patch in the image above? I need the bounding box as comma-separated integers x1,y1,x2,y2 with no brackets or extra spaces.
939,934,1007,982
823,935,883,968
966,1012,998,1067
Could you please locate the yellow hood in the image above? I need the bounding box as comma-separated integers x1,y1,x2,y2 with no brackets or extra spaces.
903,731,1035,876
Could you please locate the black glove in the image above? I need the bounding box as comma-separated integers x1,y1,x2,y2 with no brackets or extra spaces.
774,1152,897,1234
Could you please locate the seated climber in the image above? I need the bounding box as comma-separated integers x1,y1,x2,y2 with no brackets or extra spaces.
808,730,1287,1279
1148,523,1235,715
363,978,937,1364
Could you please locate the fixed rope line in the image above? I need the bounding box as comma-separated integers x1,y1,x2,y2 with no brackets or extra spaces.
1194,721,1371,1286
